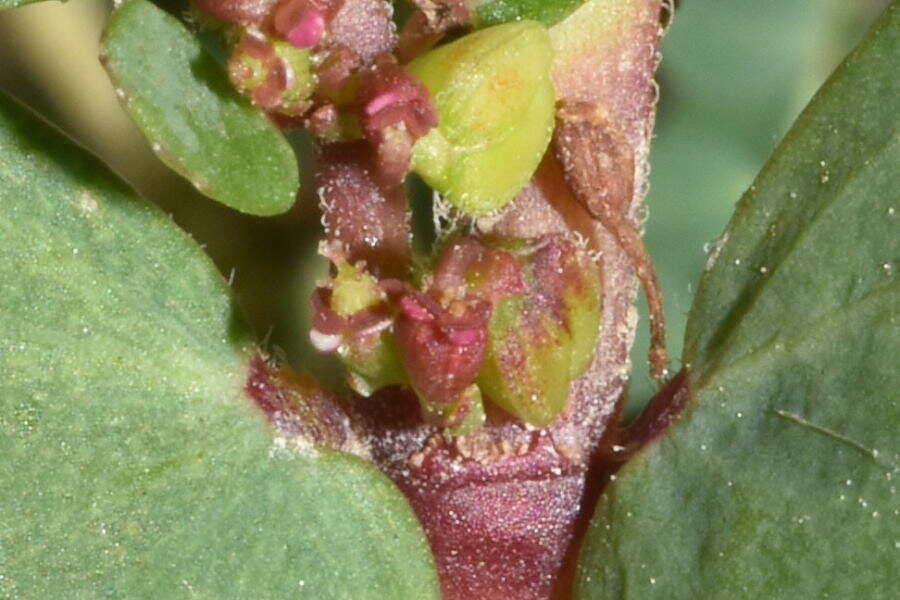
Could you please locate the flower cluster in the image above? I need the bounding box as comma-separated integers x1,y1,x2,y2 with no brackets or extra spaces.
196,0,557,214
193,0,665,433
309,235,601,431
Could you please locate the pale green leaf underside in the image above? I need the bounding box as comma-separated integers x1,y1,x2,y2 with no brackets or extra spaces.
101,0,299,216
0,95,439,599
577,4,899,598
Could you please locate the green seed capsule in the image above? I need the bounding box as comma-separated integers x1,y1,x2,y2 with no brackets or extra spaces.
406,20,556,216
474,236,601,427
477,294,574,426
341,333,406,397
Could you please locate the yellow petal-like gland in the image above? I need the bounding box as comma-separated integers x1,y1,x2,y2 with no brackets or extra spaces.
330,260,381,317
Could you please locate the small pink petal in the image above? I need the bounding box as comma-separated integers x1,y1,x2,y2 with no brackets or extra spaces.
399,295,435,322
444,327,483,347
355,317,394,338
285,7,326,48
365,91,400,116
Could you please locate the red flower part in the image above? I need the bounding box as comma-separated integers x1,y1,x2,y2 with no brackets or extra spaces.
435,300,490,347
310,288,343,333
356,62,438,182
309,288,345,352
378,277,414,301
442,326,482,347
309,284,396,352
228,32,289,109
273,0,343,48
398,294,435,322
395,292,490,406
283,7,325,48
432,236,525,304
359,64,437,138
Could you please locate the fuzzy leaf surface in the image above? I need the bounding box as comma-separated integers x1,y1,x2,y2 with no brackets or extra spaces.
101,0,299,216
0,95,439,599
577,4,899,598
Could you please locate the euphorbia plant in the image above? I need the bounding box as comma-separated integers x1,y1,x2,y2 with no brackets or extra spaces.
0,0,896,599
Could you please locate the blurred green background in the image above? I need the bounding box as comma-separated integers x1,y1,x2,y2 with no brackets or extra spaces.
0,0,888,411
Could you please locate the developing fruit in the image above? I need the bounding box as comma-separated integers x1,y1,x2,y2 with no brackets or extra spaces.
406,20,556,215
474,235,602,426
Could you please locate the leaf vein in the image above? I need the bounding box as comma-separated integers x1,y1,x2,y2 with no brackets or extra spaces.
773,409,896,470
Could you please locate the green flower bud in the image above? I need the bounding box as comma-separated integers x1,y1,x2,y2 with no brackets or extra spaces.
477,294,573,426
406,21,556,216
228,32,315,116
272,40,316,112
557,241,602,379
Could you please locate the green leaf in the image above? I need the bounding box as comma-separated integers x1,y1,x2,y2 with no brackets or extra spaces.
576,5,899,599
0,95,439,598
472,0,583,27
101,0,299,216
